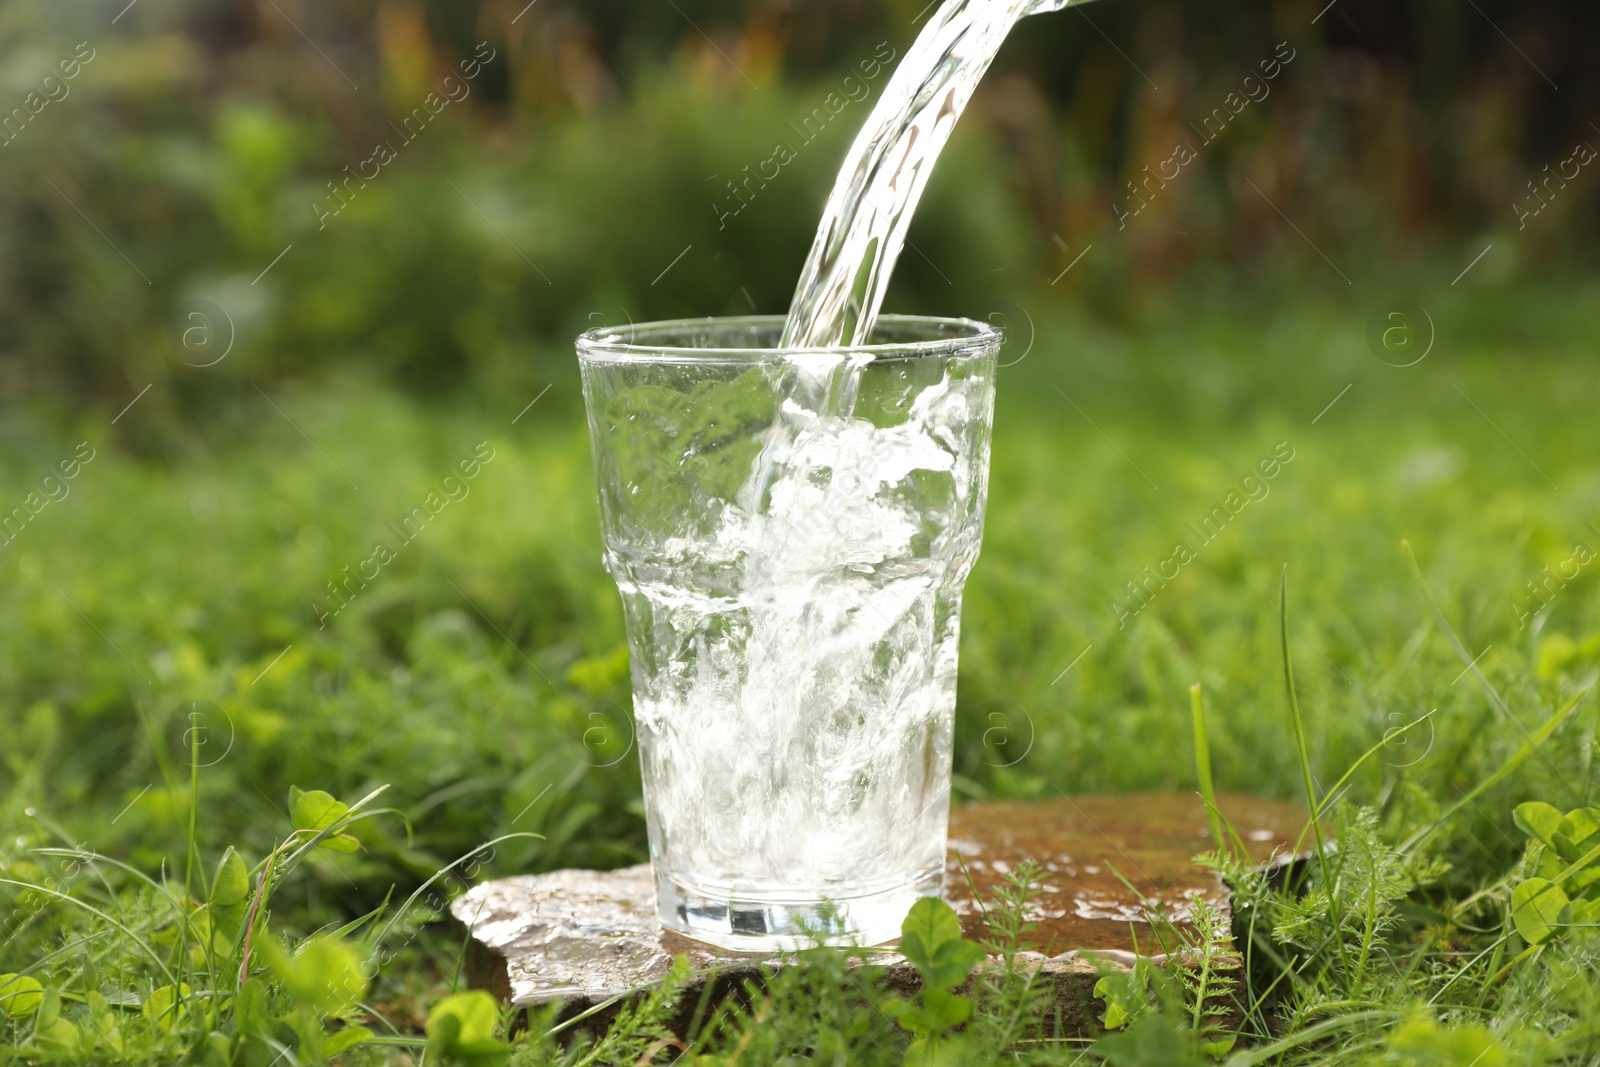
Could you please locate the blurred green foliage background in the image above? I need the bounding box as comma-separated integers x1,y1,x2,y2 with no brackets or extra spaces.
0,0,1595,417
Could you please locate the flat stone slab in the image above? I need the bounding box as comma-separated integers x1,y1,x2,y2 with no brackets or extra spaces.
452,792,1311,1034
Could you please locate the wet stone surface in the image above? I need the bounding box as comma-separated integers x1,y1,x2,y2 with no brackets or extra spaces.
451,792,1311,1035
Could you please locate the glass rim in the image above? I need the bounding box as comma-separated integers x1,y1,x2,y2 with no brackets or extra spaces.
575,314,1002,365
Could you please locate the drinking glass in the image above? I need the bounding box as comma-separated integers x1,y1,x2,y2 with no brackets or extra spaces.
576,314,1000,950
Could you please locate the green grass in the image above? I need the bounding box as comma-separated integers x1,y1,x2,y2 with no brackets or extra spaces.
2,285,1599,1063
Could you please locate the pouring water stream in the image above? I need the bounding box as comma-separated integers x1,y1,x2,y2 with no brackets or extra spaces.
781,0,1077,351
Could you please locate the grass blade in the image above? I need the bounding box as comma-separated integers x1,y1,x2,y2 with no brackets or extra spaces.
1191,683,1227,854
1277,566,1348,978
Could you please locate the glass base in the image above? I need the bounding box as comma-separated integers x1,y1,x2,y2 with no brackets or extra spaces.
654,867,942,953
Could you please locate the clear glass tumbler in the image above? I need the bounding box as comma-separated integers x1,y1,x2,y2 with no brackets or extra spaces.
576,314,1000,950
